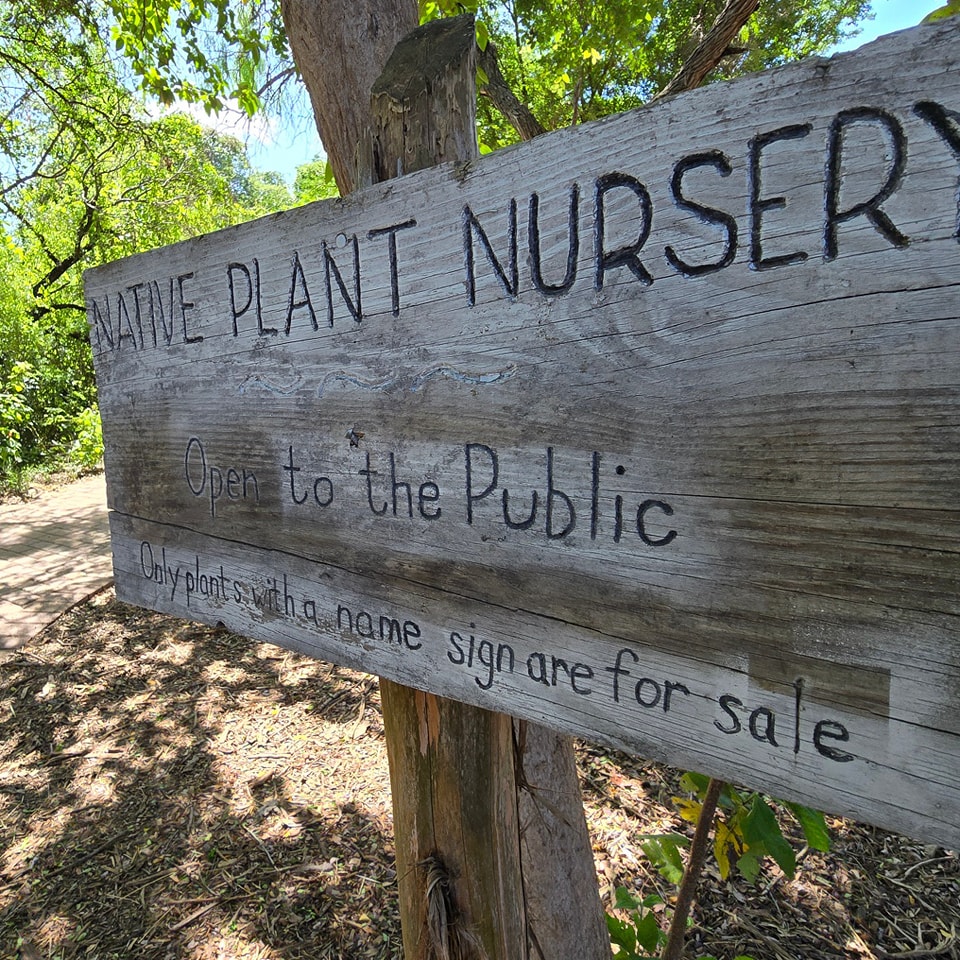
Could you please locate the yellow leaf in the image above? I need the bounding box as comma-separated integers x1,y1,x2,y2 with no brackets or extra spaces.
713,819,746,880
673,797,702,824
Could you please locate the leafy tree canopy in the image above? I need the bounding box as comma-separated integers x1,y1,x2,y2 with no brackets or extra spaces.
0,0,895,485
24,1,873,145
15,1,875,147
457,0,874,148
0,6,294,481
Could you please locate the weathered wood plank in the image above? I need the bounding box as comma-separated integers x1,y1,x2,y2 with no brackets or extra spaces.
87,20,960,847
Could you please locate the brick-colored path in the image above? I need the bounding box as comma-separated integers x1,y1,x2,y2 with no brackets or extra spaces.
0,474,112,652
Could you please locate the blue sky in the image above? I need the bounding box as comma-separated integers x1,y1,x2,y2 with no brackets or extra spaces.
243,0,945,184
835,0,942,48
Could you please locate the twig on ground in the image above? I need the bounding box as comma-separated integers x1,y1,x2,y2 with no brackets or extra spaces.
876,929,957,959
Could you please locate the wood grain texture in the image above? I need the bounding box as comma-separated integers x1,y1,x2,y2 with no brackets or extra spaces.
87,20,960,848
371,16,521,960
369,17,573,960
372,20,609,957
380,681,525,960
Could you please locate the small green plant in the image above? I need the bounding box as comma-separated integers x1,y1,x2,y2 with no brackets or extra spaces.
607,886,754,960
607,886,667,958
670,772,830,883
70,405,104,469
607,773,830,960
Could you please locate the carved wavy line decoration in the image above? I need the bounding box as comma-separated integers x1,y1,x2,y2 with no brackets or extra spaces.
238,373,305,396
316,363,517,398
409,363,517,391
316,373,400,398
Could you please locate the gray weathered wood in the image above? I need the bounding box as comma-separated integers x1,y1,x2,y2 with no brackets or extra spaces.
369,17,610,960
372,18,522,960
86,20,960,848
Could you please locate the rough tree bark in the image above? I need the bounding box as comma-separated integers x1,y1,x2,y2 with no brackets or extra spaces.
277,3,609,957
280,0,418,194
654,0,760,100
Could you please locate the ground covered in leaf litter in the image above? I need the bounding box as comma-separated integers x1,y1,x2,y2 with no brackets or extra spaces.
0,590,957,960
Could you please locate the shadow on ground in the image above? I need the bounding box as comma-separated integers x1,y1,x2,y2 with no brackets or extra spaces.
0,474,112,651
0,590,398,960
2,590,959,960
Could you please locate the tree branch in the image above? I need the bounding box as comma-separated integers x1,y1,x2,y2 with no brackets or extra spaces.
661,777,725,960
478,39,545,141
257,65,298,99
30,198,98,300
654,0,760,101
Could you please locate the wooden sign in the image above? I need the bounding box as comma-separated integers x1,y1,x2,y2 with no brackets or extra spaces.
86,21,960,847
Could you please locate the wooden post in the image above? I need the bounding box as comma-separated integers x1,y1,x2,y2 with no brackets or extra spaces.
368,16,610,960
378,684,525,959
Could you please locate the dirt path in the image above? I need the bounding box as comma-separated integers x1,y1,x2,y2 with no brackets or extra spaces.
0,473,111,654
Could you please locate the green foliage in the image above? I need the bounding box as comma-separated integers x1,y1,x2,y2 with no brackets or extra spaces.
923,1,960,22
783,799,832,853
607,774,828,958
104,0,290,116
293,158,340,205
0,10,293,484
0,362,33,482
607,887,667,958
19,0,874,162
639,834,689,886
421,0,872,150
70,407,104,469
670,773,830,883
607,886,755,960
0,235,91,484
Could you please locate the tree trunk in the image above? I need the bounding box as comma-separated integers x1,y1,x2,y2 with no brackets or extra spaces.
280,0,418,195
478,40,546,141
277,5,610,957
513,720,610,959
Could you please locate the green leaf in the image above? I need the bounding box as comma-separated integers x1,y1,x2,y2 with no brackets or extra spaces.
737,850,761,883
634,910,662,954
785,802,831,852
641,833,689,885
679,771,710,797
613,886,640,911
476,19,490,51
606,914,637,955
743,797,796,878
